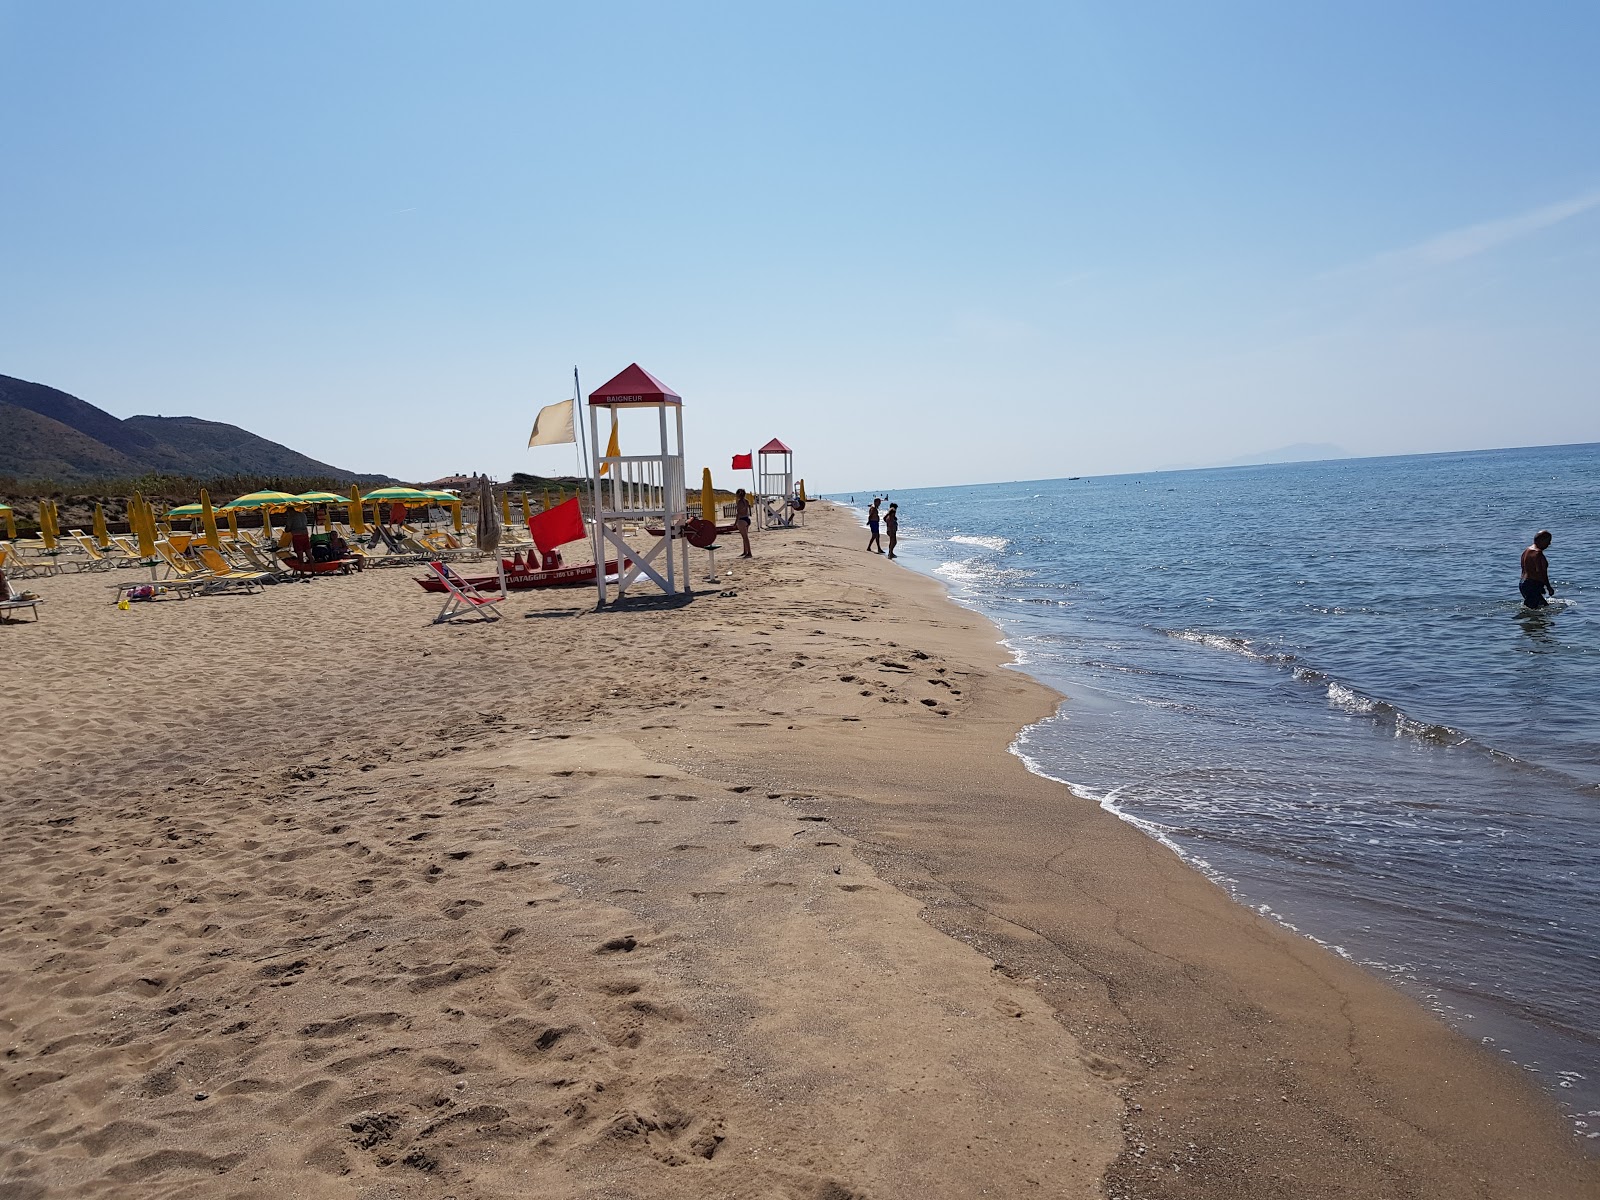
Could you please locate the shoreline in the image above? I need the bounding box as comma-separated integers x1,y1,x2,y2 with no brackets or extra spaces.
2,503,1594,1197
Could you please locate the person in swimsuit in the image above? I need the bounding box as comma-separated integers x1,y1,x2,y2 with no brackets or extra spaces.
866,499,882,553
1520,530,1554,609
884,502,898,559
734,488,753,558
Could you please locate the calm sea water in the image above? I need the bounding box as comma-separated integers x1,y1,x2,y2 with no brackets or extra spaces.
838,443,1599,1137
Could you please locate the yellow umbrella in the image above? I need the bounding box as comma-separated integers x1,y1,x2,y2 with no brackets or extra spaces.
542,488,551,511
2,506,15,540
701,468,717,522
200,489,222,552
93,503,110,549
499,489,512,528
521,491,533,527
132,492,155,559
347,484,366,536
451,501,462,534
226,508,239,539
261,505,272,538
38,499,57,551
798,479,808,503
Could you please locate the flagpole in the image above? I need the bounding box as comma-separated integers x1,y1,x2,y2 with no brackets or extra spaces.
573,367,590,481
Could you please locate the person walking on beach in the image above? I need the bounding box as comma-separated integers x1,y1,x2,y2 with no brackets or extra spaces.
884,502,899,559
1520,530,1555,609
285,504,311,561
734,488,753,558
866,499,883,553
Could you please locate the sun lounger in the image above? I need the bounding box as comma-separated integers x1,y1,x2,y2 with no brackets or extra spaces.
0,544,61,578
67,533,118,571
194,545,271,593
0,595,41,621
427,560,503,624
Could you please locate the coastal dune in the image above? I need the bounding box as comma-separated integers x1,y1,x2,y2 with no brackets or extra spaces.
1,502,1592,1198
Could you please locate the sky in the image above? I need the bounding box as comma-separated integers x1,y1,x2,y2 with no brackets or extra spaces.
2,2,1597,491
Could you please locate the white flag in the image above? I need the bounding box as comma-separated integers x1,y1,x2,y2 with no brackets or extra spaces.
528,398,575,447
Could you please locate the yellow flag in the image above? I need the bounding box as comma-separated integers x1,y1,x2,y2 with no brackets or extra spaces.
598,414,619,476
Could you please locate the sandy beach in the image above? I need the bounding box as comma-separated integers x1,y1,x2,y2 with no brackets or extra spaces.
2,502,1593,1199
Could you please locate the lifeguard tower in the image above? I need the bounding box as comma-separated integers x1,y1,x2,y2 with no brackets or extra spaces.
757,438,799,529
588,363,692,606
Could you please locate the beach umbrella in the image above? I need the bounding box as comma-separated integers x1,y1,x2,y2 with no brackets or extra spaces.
542,488,551,511
38,499,58,551
200,489,222,552
2,505,14,540
226,508,238,539
476,474,501,555
499,489,512,529
798,479,808,503
167,503,204,519
451,501,463,534
347,485,366,535
132,492,155,559
261,505,272,538
220,490,298,511
92,503,110,548
362,486,434,503
521,491,533,527
701,468,717,522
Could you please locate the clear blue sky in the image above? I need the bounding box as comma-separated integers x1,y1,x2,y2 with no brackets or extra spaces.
3,2,1596,490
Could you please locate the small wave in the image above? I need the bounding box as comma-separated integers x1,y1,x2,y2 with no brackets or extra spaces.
948,533,1010,551
1163,628,1297,666
1324,682,1468,745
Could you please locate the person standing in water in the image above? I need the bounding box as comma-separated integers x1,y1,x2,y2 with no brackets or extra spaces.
866,499,882,553
1520,530,1555,609
884,502,899,559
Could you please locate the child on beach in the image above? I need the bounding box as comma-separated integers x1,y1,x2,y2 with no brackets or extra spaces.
885,502,898,559
866,499,882,553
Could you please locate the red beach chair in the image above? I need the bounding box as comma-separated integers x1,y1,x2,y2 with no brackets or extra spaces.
428,560,504,624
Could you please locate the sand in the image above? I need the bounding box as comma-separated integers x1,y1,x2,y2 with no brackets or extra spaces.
1,503,1593,1199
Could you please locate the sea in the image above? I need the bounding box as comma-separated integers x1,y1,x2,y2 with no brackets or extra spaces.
835,442,1599,1139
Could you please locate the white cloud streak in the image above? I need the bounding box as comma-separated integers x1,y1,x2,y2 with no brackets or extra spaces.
1335,187,1600,276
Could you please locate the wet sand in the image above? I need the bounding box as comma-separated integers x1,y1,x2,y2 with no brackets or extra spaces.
1,503,1592,1198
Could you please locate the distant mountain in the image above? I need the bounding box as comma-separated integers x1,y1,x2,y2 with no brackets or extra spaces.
1219,442,1352,468
0,373,385,482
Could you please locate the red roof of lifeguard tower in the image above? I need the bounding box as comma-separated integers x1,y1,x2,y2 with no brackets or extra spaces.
588,363,681,407
759,438,792,454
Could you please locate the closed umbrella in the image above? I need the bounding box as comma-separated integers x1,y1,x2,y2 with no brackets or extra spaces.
476,475,504,597
476,475,501,555
499,489,512,529
132,492,155,559
200,489,222,552
701,468,717,522
226,508,238,539
521,491,533,528
38,499,58,551
93,503,110,549
261,505,272,539
451,501,463,535
2,505,15,540
347,485,366,536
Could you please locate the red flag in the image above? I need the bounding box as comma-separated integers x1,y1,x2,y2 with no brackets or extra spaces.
731,452,753,470
527,497,586,556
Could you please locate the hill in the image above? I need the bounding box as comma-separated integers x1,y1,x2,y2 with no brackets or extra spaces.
0,373,383,483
